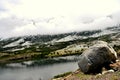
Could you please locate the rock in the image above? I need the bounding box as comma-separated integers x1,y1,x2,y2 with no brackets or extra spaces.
78,41,117,74
102,69,114,74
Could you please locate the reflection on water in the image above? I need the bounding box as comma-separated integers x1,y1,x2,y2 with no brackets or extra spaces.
0,56,79,80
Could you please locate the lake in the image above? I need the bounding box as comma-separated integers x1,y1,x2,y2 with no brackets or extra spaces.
0,56,79,80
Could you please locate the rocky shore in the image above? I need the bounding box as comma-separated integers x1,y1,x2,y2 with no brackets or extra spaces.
52,41,120,80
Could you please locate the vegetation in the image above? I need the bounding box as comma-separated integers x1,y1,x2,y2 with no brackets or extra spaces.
52,69,120,80
0,52,41,63
73,72,120,80
53,72,72,78
0,28,120,64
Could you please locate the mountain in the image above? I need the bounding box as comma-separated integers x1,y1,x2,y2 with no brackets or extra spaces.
0,25,120,52
0,25,120,63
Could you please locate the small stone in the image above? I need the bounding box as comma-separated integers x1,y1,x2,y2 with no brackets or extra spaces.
102,69,114,74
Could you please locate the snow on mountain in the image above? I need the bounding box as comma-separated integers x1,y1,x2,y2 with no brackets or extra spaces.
0,25,120,53
44,26,120,45
101,29,117,35
49,27,119,43
3,38,24,48
90,29,117,38
65,44,88,51
55,35,82,42
11,48,25,52
21,41,32,47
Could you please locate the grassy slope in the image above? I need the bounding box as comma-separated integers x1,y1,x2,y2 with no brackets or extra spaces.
0,39,86,64
0,34,119,64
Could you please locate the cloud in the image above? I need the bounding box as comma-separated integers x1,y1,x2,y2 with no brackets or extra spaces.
0,1,7,12
0,0,120,38
3,0,119,18
1,14,119,38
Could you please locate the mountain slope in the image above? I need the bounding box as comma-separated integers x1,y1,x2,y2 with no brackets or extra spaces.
0,25,120,63
0,25,120,52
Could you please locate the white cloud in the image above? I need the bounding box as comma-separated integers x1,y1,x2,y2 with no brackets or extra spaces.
4,0,120,18
0,0,120,38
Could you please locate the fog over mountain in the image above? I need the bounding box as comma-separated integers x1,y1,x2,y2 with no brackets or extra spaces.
0,0,120,38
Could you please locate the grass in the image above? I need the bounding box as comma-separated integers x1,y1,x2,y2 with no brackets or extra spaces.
75,72,94,80
56,70,120,80
0,52,42,64
0,44,85,64
64,70,120,80
53,72,72,78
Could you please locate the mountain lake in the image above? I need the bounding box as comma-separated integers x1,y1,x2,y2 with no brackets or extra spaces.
0,56,79,80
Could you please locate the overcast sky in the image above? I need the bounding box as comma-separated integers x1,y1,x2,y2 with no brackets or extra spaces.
0,0,120,38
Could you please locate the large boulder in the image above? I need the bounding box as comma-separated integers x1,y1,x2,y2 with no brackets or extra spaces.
78,41,117,74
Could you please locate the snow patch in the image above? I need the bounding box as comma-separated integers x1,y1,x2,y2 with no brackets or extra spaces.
11,48,25,51
22,41,32,47
66,44,88,51
56,35,81,42
3,38,24,48
90,29,117,38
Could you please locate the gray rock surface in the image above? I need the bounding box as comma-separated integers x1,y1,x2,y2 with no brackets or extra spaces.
78,41,117,74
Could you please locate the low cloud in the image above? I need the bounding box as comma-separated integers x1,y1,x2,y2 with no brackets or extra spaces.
0,12,120,38
0,0,120,38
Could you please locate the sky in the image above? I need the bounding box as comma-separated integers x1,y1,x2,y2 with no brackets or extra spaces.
0,0,120,38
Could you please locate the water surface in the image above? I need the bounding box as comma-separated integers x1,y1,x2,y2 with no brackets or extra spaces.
0,56,79,80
